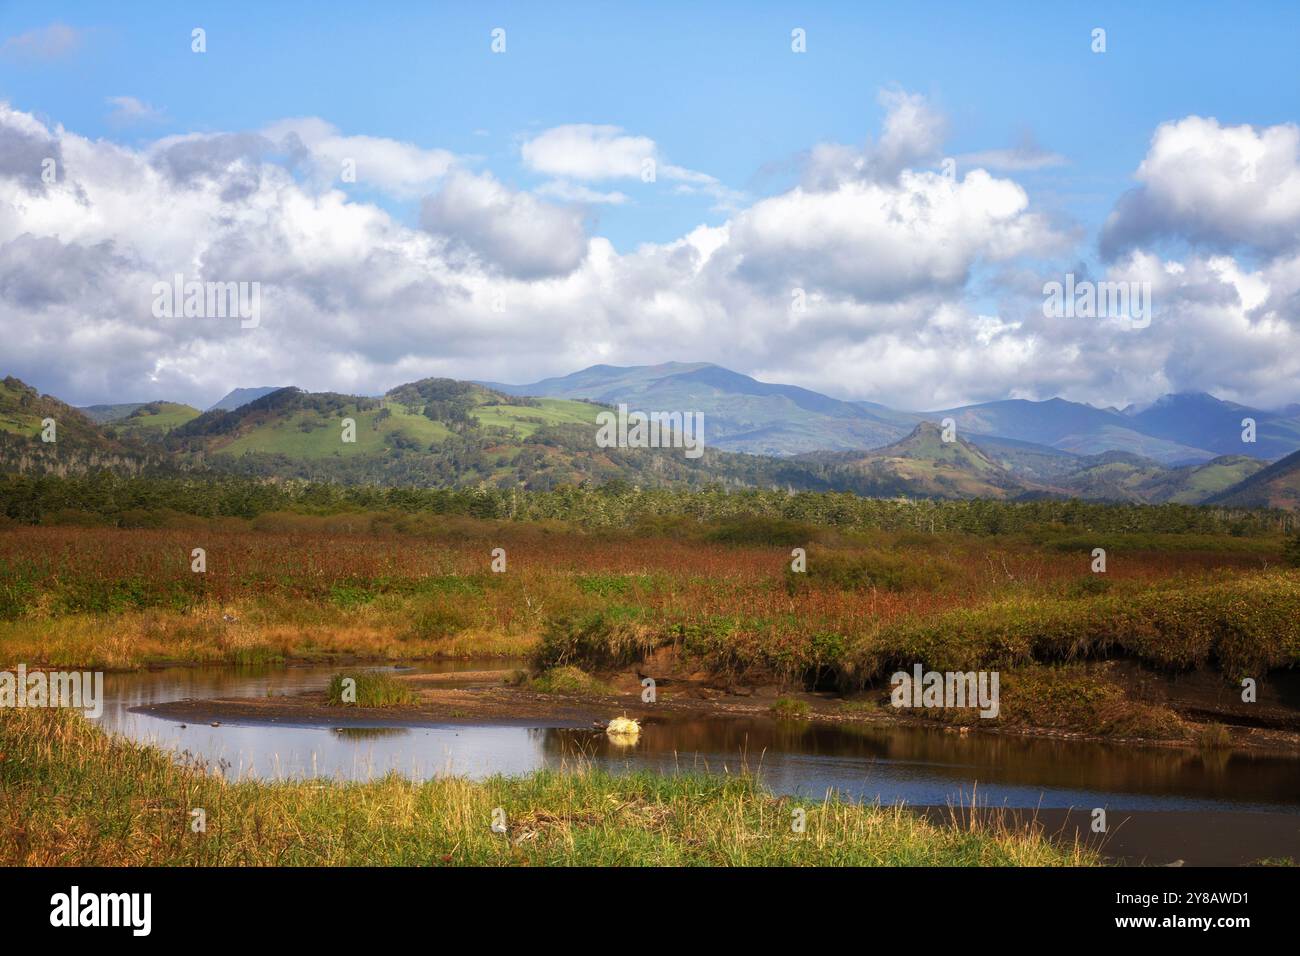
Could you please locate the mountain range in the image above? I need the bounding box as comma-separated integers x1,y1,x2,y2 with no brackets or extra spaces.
481,362,917,456
2,364,1299,508
486,362,1300,466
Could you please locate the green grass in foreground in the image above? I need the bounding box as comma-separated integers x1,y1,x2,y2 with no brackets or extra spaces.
0,710,1095,866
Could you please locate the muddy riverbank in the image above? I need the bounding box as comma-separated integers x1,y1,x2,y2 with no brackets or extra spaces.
137,665,1300,756
99,661,1300,865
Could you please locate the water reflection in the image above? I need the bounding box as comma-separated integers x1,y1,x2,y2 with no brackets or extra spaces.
100,663,1300,813
330,726,410,740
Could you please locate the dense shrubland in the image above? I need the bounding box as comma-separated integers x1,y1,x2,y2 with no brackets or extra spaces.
2,473,1296,747
1,473,1289,535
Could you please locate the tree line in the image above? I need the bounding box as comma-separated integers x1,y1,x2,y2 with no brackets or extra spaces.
0,472,1290,536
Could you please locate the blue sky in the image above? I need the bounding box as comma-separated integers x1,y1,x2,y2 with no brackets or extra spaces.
1,2,1298,409
6,0,1296,250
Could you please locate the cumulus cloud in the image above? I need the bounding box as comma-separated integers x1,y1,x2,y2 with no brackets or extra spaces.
802,88,947,189
1101,116,1300,260
147,131,283,202
520,123,743,210
730,168,1061,300
0,95,1295,414
419,169,589,278
874,89,947,178
263,118,455,197
521,124,655,180
0,103,66,192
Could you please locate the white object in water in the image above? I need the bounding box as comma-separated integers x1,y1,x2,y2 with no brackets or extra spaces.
606,716,641,736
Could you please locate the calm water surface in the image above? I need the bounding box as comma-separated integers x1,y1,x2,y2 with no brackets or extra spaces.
103,662,1300,815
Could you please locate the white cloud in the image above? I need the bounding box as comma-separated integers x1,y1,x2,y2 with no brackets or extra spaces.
730,168,1061,300
874,88,947,178
520,123,743,210
419,169,589,278
521,124,655,180
1101,116,1300,259
803,88,947,189
535,180,628,205
105,96,164,126
0,97,1295,415
264,117,456,198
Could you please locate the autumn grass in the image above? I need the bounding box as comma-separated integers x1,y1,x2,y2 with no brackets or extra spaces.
770,697,811,720
326,670,418,707
527,665,615,696
850,571,1300,683
1,526,1295,705
0,709,1097,867
0,606,536,671
906,664,1192,739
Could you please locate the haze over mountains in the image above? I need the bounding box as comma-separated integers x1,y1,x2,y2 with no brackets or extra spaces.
485,362,1300,466
3,363,1300,508
481,362,917,456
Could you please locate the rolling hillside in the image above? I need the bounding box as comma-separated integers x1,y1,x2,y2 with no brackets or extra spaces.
163,379,811,491
4,369,1299,507
1049,452,1267,504
1049,451,1168,502
1138,455,1269,505
1206,448,1300,510
802,422,1036,500
928,398,1217,464
104,402,201,437
962,434,1082,483
483,362,918,456
0,376,156,476
490,363,1300,465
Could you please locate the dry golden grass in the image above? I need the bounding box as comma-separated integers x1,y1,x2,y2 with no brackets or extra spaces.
0,709,1097,867
1,524,1283,674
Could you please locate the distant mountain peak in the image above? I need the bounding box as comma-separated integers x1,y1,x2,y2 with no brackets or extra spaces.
884,420,993,462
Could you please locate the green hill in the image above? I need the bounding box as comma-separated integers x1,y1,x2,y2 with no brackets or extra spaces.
0,377,108,444
471,398,602,437
801,422,1034,499
0,377,155,476
1140,455,1268,504
1050,452,1268,505
1053,452,1168,502
0,376,139,450
174,387,448,459
108,402,202,437
5,370,1300,508
163,379,816,491
484,362,916,456
1206,449,1300,510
